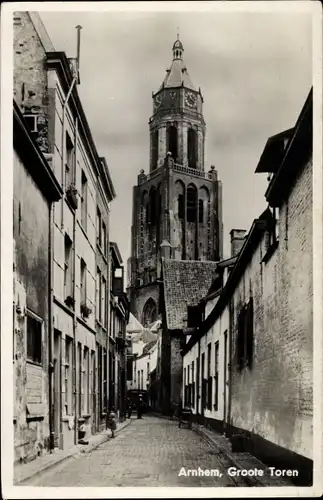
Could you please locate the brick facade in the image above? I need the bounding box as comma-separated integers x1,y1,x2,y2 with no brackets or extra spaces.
230,158,313,461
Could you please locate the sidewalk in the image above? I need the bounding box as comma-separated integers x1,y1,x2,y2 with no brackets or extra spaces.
14,418,132,485
151,413,293,487
192,423,294,487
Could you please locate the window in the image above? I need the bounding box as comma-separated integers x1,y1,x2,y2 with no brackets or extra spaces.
26,313,42,364
265,206,279,253
90,350,95,414
98,344,103,413
83,347,89,414
184,367,186,405
187,305,202,328
101,277,106,327
207,343,212,410
65,131,74,187
64,233,73,300
151,130,159,170
97,207,102,247
102,221,107,256
188,128,197,169
214,342,219,410
191,361,195,407
81,170,87,230
138,370,140,389
96,267,101,322
80,258,87,307
23,114,38,133
65,336,73,414
167,126,178,160
201,353,206,411
127,358,133,381
78,342,82,415
237,299,254,370
178,194,184,219
141,370,144,390
103,348,107,412
186,185,197,222
147,362,150,380
198,199,204,223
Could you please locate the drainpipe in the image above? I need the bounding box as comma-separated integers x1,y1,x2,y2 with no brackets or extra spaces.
105,236,111,429
73,116,78,445
48,202,55,452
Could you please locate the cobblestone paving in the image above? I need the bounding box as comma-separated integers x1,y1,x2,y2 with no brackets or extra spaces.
26,416,242,487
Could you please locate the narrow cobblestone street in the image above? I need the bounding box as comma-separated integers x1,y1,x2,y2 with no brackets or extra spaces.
24,416,243,487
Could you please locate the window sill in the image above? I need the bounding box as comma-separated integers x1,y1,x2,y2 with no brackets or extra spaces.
26,360,42,368
61,415,74,422
97,243,108,264
82,413,91,419
262,240,279,264
26,414,44,422
64,195,77,214
54,296,75,317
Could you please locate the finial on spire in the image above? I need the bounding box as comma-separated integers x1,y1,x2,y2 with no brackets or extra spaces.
177,27,179,40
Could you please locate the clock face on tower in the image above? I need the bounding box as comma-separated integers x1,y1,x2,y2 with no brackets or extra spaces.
185,91,197,109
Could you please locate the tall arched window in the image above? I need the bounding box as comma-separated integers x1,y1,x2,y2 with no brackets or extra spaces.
150,187,157,226
188,128,197,169
167,126,178,160
142,298,157,327
151,130,159,170
156,187,162,247
186,185,197,222
198,199,204,223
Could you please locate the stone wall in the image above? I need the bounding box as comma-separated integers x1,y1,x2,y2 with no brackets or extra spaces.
230,158,313,461
13,151,50,463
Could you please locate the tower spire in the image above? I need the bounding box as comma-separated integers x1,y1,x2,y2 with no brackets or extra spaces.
172,33,183,61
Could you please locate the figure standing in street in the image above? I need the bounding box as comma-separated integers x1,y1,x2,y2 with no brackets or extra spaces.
137,396,143,419
127,397,132,419
107,407,117,438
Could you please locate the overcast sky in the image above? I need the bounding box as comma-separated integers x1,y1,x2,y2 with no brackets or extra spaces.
39,7,312,268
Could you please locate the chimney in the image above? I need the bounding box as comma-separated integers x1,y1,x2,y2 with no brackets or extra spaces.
230,229,247,257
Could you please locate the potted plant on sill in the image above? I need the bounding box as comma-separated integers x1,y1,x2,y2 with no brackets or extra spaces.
81,302,92,319
65,295,75,308
66,182,78,210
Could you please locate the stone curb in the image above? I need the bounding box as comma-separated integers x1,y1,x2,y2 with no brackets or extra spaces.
15,418,132,485
192,424,267,487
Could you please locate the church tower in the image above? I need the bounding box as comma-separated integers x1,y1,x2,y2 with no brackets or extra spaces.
127,37,223,326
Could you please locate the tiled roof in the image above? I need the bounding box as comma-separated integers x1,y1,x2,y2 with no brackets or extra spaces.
160,58,195,91
162,259,219,330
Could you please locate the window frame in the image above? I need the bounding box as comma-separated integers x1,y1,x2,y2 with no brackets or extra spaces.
81,170,88,230
26,310,43,366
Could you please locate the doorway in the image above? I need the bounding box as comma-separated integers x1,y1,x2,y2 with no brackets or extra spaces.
53,329,61,448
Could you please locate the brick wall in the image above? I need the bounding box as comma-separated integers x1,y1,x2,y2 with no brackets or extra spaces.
230,158,313,460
